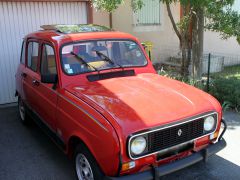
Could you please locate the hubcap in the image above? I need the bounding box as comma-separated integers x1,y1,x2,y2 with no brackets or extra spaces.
76,154,94,180
18,99,25,121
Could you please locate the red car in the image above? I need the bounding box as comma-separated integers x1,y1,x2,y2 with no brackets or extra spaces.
15,24,227,180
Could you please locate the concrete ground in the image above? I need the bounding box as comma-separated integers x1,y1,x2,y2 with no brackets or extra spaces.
0,106,239,180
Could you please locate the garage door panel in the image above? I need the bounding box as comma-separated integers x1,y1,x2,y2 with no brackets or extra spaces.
8,3,19,104
0,2,15,104
0,1,87,104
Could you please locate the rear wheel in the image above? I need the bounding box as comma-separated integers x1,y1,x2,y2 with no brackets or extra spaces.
74,144,104,180
18,97,30,125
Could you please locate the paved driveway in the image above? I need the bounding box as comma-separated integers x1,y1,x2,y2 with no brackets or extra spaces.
0,107,240,180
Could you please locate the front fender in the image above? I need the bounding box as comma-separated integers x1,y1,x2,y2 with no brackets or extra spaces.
57,91,121,176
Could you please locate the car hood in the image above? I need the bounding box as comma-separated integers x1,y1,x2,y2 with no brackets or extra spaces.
65,73,220,137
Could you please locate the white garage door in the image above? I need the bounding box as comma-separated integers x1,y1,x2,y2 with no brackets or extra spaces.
0,1,88,104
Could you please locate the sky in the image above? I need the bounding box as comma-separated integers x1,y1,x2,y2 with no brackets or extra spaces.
233,0,240,12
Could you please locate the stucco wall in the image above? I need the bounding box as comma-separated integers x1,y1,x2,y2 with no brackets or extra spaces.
204,31,240,55
92,1,240,65
92,9,110,27
111,0,180,63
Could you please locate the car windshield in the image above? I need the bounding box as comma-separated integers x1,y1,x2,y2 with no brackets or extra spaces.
61,40,147,75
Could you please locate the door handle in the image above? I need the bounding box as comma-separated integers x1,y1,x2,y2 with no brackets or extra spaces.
32,80,40,86
21,72,27,78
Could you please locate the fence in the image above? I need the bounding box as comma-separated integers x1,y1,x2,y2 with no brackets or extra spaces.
202,53,240,91
156,50,240,91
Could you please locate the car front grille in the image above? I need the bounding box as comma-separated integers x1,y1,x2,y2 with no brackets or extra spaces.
129,112,218,159
148,118,204,153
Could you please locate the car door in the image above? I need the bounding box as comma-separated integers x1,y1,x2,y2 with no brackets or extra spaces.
22,40,41,110
33,43,58,130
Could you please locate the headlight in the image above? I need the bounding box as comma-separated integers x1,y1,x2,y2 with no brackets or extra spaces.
204,116,215,131
130,136,147,155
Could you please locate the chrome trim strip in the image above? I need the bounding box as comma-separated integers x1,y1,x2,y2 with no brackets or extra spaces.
63,91,109,132
128,112,218,160
39,83,108,132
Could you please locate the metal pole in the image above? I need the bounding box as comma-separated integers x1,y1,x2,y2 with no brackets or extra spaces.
109,13,113,29
148,50,151,61
207,53,211,92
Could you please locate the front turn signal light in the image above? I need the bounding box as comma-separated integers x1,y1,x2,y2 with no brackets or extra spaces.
121,161,136,171
210,131,219,140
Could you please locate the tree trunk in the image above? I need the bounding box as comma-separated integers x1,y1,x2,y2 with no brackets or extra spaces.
166,3,181,41
180,5,191,79
166,3,192,79
181,32,187,78
192,7,204,80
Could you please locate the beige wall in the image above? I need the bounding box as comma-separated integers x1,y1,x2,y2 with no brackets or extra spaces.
92,1,240,64
204,31,240,55
112,0,180,63
92,9,110,27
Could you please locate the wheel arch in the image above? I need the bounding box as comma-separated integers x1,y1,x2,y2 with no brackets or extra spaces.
66,131,120,177
67,135,86,159
67,135,107,175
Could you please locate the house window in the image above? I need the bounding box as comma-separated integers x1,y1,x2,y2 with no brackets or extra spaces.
133,0,161,26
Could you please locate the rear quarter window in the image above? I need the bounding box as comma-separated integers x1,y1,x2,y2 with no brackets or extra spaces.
20,41,26,64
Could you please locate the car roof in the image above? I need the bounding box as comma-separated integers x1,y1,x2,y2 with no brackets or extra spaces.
41,24,113,33
25,24,139,45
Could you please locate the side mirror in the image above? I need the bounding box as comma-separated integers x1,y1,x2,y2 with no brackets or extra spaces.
41,74,58,84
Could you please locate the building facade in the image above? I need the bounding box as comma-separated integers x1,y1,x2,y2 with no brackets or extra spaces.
0,0,239,104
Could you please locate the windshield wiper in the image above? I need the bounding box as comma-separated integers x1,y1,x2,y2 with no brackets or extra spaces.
70,51,100,73
94,51,124,70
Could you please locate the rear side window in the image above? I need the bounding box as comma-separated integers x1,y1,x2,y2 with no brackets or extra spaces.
41,44,57,75
27,41,39,72
20,41,26,64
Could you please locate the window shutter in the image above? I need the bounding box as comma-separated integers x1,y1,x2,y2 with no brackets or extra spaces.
134,0,161,26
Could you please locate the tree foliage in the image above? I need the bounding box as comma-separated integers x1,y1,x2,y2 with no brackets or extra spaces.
92,0,124,12
93,0,239,41
92,0,240,79
206,1,240,43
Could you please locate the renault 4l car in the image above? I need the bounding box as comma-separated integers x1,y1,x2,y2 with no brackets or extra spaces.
15,24,227,180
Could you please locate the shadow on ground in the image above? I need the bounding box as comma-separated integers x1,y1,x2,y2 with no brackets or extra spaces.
223,111,240,130
162,155,240,180
0,106,239,180
0,106,75,180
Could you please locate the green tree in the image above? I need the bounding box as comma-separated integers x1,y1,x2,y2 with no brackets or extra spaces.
92,0,240,79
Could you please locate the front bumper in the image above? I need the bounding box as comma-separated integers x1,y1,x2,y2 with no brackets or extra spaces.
107,119,227,180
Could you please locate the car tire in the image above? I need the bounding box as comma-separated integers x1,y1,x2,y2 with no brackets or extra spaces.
74,144,104,180
18,96,30,125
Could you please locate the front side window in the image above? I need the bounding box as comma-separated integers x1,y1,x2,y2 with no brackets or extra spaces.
41,44,57,75
61,40,147,75
27,41,39,72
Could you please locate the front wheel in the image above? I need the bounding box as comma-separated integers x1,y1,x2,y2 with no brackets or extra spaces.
74,144,104,180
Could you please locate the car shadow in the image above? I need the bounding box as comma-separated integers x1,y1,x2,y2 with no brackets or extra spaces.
161,155,240,180
1,106,240,180
0,106,75,180
223,111,240,130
